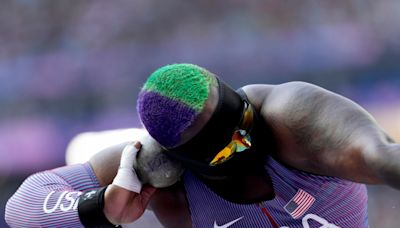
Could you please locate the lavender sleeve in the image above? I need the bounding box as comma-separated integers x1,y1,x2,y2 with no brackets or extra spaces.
5,163,101,228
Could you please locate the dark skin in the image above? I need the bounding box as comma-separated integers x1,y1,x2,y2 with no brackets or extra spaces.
91,81,399,227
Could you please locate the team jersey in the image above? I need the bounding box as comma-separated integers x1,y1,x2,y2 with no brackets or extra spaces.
6,158,368,227
5,163,100,228
183,156,369,228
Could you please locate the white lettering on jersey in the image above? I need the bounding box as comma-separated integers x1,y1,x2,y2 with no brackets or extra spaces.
73,195,80,210
43,191,82,213
302,214,340,228
60,192,82,212
279,213,340,228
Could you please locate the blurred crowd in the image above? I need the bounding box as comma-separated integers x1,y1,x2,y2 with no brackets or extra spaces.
1,0,400,227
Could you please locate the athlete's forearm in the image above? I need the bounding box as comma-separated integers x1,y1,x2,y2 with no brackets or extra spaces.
5,163,100,227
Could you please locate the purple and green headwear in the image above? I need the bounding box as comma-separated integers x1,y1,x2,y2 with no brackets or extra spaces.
137,63,217,148
138,64,266,177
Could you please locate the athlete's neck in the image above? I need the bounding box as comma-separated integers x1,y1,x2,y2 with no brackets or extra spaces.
199,173,275,204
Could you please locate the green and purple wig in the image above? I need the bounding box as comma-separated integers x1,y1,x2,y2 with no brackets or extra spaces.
137,64,268,176
137,64,217,148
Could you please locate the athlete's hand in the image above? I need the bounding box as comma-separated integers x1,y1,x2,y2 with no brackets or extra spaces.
103,142,157,225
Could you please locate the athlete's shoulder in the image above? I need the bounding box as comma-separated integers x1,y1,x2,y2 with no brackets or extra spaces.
242,81,329,93
240,84,276,110
269,81,332,102
241,81,330,109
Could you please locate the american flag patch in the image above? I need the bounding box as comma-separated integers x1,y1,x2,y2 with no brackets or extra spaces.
284,189,315,219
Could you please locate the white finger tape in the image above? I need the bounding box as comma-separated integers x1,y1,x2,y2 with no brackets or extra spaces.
112,143,142,193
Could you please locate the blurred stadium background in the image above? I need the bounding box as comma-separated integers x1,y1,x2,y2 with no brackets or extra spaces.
1,1,400,227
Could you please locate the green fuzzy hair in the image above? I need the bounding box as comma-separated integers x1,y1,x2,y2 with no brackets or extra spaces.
142,63,217,112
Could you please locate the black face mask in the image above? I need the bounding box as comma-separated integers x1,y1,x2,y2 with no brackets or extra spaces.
165,77,267,177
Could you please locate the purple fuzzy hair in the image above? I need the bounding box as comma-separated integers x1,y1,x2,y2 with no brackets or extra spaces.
137,91,197,148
